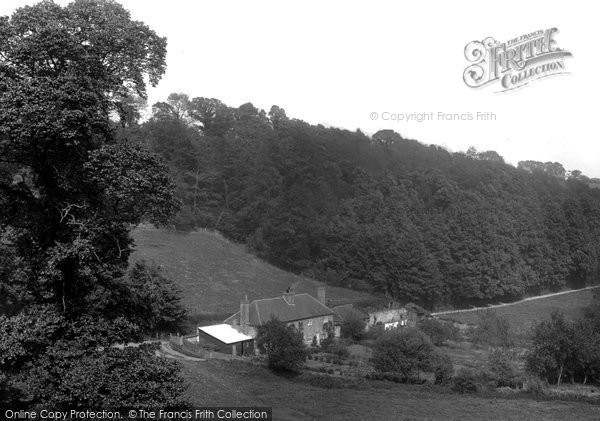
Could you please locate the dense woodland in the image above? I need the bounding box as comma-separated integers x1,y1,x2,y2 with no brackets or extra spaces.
0,0,185,409
122,93,600,308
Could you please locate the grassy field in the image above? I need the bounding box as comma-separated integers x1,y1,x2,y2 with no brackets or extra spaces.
130,226,372,314
438,288,597,330
181,359,600,421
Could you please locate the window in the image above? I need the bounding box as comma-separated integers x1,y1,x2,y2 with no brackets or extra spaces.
307,319,313,327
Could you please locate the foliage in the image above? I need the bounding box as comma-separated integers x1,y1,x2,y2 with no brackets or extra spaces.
256,318,307,372
488,348,522,388
323,342,350,359
120,260,186,334
23,343,186,410
341,312,367,341
468,311,514,348
370,328,435,381
525,310,600,386
132,90,600,307
429,351,454,385
417,318,457,346
583,288,600,330
451,368,479,394
525,311,573,386
0,0,183,409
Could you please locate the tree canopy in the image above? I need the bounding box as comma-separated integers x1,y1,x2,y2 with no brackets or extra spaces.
127,92,600,308
256,318,307,372
0,0,183,409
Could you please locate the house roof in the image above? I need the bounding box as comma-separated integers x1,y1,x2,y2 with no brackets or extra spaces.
198,324,253,345
224,293,334,326
332,304,369,324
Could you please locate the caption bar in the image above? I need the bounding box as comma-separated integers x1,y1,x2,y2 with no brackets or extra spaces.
4,408,272,421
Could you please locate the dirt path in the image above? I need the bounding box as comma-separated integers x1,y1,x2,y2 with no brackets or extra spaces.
113,340,206,362
432,285,600,316
158,342,206,361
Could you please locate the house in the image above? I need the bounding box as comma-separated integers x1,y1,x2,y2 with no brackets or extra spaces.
222,286,339,347
365,302,417,330
333,301,418,332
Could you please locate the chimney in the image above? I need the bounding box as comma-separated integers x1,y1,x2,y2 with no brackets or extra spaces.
317,286,326,306
240,295,249,333
283,286,295,305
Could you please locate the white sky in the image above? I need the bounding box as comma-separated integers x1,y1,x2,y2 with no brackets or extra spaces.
2,0,599,176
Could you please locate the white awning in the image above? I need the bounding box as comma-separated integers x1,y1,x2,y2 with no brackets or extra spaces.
198,324,253,345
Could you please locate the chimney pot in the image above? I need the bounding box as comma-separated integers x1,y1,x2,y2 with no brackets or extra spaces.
284,286,295,305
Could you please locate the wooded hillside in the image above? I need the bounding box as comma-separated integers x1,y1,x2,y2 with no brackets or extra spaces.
121,94,600,307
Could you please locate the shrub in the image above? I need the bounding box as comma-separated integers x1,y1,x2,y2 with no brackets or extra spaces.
256,318,307,372
418,318,458,346
362,324,385,342
452,368,479,393
524,375,547,396
469,311,513,348
371,328,435,381
488,348,521,388
341,313,367,341
319,334,335,350
327,342,350,359
429,351,454,385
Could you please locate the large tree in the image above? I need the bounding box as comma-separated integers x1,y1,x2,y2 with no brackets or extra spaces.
0,0,183,409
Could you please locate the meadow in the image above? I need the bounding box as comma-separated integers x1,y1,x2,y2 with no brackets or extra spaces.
180,359,600,421
130,226,372,315
437,288,597,329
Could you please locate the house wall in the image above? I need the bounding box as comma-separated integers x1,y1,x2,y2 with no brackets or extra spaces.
367,308,413,330
287,314,336,345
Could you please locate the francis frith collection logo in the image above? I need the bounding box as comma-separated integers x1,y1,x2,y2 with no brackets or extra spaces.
463,28,572,92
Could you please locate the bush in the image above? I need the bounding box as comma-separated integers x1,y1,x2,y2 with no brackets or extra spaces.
327,342,350,359
429,351,454,385
469,311,513,348
452,368,479,393
341,313,367,341
319,334,335,350
256,318,307,372
371,328,435,381
362,324,385,342
418,318,458,346
488,348,521,388
524,375,547,396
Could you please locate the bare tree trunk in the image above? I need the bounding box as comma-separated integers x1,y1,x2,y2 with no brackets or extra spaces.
557,364,564,386
223,179,229,210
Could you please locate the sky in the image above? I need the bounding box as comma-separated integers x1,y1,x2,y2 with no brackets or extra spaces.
1,0,598,176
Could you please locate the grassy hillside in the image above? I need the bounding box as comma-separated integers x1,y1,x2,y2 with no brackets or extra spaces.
180,359,600,421
130,226,372,314
438,288,597,329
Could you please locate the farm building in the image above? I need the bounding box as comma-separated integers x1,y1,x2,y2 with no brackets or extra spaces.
196,324,254,356
333,301,418,331
222,286,339,346
365,302,417,330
